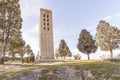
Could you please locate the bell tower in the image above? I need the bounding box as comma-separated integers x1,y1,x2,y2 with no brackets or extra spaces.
39,9,54,59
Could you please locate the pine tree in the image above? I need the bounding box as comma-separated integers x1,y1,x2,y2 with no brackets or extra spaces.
77,29,97,60
57,39,72,59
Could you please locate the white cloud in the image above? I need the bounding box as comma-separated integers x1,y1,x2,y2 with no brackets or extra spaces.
103,16,112,20
103,13,120,21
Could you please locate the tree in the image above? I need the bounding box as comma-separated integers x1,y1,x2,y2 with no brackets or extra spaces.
77,29,97,60
25,44,31,56
0,0,22,64
55,47,59,59
57,39,72,59
8,34,25,61
36,51,40,60
18,45,26,63
74,54,81,60
67,51,72,59
24,44,35,63
95,20,120,58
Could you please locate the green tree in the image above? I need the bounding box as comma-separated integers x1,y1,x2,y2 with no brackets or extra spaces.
55,47,59,59
66,46,72,59
8,34,25,61
77,29,97,60
18,45,26,63
57,39,71,59
24,44,35,63
0,0,22,64
95,20,120,58
25,44,31,56
36,51,40,60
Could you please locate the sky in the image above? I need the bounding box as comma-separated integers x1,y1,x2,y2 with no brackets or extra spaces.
19,0,120,59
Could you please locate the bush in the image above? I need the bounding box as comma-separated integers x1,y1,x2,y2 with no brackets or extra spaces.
23,56,35,63
107,59,120,62
0,57,11,64
0,58,4,64
4,57,11,62
74,54,81,60
100,54,120,62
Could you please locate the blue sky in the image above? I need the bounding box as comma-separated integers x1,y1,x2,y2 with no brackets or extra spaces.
20,0,120,59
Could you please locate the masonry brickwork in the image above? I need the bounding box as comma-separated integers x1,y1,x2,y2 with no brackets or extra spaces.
39,9,54,59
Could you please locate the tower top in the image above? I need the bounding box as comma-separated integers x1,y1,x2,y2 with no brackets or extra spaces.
40,8,52,13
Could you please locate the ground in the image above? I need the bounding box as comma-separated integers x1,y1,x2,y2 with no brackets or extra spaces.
0,60,120,80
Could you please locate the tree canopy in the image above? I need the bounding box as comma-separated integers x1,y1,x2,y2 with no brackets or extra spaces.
77,29,97,60
56,39,72,59
0,0,23,64
95,20,120,58
8,35,25,60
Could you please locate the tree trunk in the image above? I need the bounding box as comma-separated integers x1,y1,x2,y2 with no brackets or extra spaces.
1,24,10,64
0,0,6,64
0,40,4,64
69,57,71,60
0,58,4,64
61,56,62,60
64,56,65,59
87,54,90,60
12,53,15,61
21,56,24,64
110,49,113,59
2,33,10,63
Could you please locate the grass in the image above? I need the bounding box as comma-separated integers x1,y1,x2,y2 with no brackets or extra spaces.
0,67,37,80
37,60,120,79
36,60,120,79
61,60,120,79
0,60,120,79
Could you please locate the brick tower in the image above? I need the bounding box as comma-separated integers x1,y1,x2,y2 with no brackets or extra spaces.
39,9,54,59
